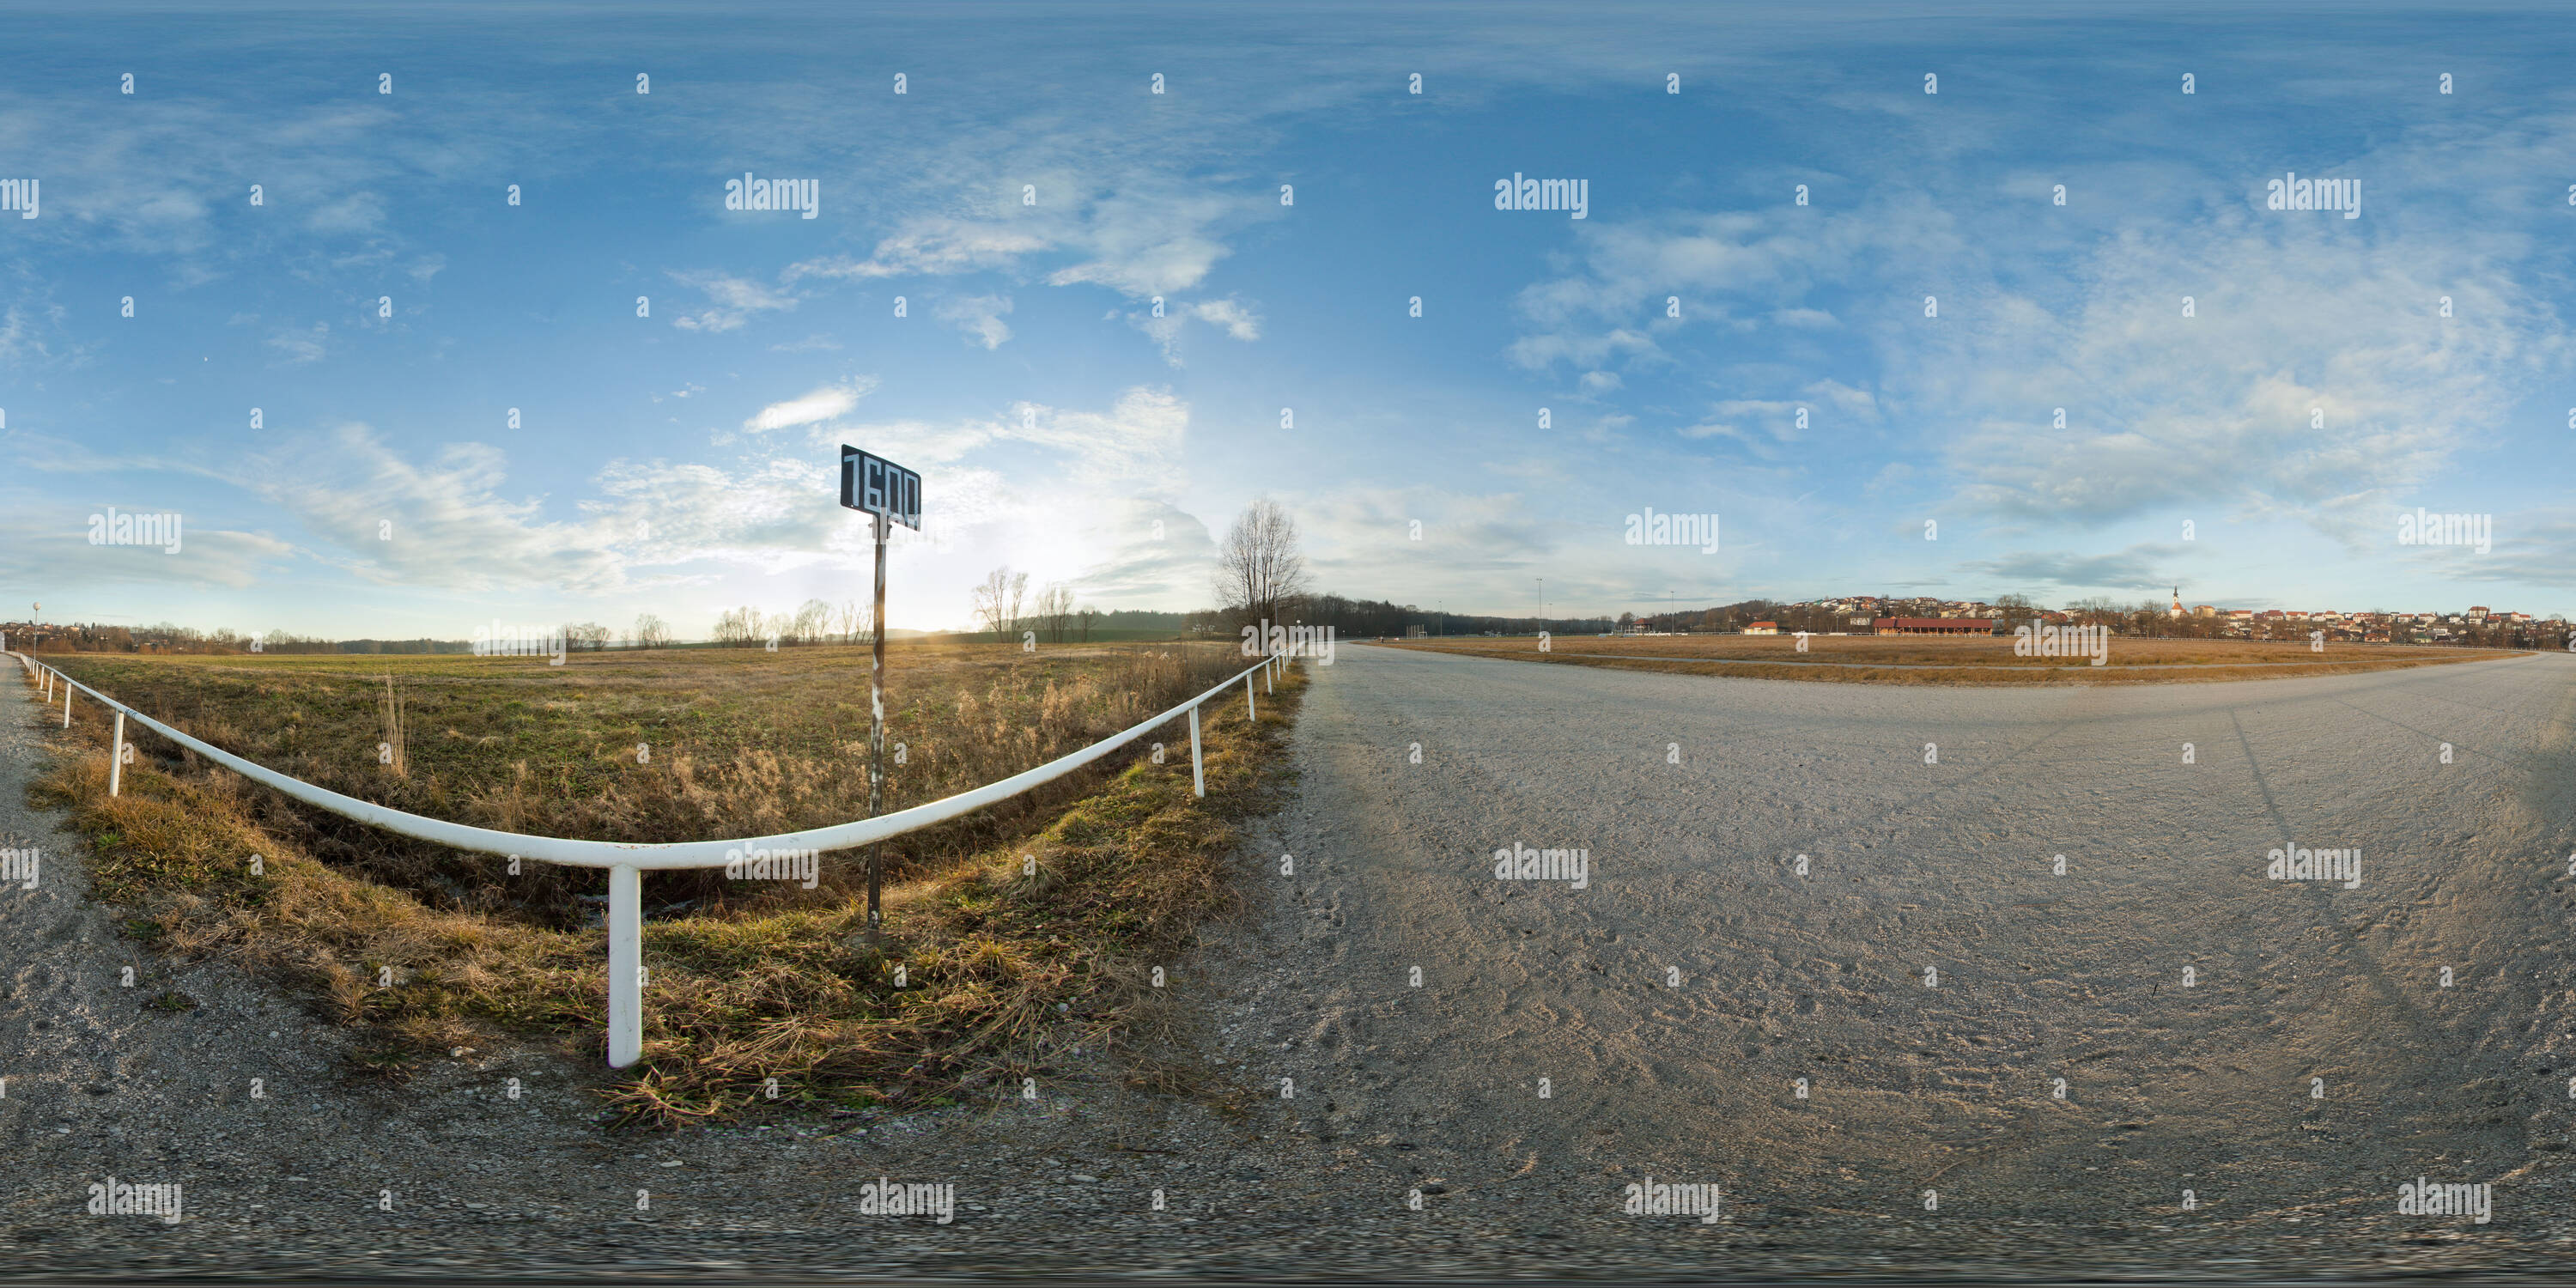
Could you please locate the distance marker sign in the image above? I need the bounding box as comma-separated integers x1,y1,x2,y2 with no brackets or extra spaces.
840,445,921,530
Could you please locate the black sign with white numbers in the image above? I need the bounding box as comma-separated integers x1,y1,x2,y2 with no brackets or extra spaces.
839,445,921,529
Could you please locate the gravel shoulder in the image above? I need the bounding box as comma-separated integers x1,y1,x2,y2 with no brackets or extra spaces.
8,650,2576,1280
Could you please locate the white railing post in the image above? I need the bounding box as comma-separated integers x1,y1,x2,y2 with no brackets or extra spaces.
1245,671,1255,721
1265,654,1274,694
1188,704,1204,798
607,864,642,1068
109,712,125,797
62,677,71,728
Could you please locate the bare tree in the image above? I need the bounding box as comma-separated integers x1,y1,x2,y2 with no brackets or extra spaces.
1032,583,1076,642
714,606,766,647
1005,570,1030,639
838,598,868,644
971,567,1017,638
1213,496,1309,629
792,598,832,646
633,612,670,649
1076,605,1098,641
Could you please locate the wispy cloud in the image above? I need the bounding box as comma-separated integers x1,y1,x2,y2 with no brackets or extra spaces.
243,425,633,594
667,270,798,332
266,322,329,365
744,377,878,433
933,293,1014,349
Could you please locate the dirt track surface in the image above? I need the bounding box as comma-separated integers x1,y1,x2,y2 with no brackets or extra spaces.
9,648,2576,1281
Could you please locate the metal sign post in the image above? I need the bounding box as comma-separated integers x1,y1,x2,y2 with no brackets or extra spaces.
841,445,922,944
866,507,887,939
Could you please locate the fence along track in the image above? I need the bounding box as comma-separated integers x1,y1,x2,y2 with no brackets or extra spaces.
9,647,1293,1066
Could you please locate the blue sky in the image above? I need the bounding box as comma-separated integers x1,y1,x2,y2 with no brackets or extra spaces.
6,0,2573,637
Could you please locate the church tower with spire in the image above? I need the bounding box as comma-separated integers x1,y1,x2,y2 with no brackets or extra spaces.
2169,586,2184,618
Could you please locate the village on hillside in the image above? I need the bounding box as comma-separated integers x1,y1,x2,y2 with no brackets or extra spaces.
1617,592,2568,650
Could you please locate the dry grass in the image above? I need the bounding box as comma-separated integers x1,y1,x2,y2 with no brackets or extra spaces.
1380,632,2515,685
23,644,1307,1127
43,643,1247,926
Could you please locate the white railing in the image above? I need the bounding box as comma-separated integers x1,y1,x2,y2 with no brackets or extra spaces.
9,647,1293,1067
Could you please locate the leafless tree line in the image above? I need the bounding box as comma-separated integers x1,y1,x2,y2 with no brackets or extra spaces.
611,495,1313,653
970,568,1103,642
694,598,875,648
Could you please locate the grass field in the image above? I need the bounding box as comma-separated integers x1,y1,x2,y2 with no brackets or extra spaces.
1376,632,2514,684
23,641,1303,1126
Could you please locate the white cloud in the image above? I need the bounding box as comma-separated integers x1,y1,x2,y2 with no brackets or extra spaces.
1512,135,2567,550
1126,295,1264,366
744,377,878,433
933,293,1014,349
667,270,798,332
267,322,329,365
1680,380,1874,456
0,512,295,592
1930,218,2561,528
789,182,1260,307
788,228,1051,283
1188,296,1261,341
244,424,634,594
305,191,386,234
0,303,67,368
1508,207,1890,372
833,386,1188,489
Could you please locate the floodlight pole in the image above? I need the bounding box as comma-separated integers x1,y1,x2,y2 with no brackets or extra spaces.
866,508,890,944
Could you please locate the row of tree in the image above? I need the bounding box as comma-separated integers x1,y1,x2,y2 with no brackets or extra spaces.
964,569,1107,642
704,599,875,647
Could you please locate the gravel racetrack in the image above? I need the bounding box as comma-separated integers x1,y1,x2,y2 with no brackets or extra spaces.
7,645,2576,1281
